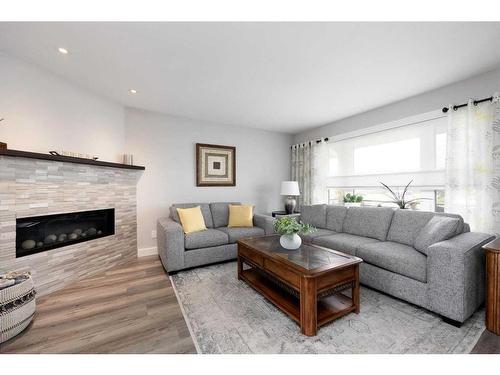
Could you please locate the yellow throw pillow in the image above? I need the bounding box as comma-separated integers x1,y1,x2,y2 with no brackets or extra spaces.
176,206,207,234
228,204,254,227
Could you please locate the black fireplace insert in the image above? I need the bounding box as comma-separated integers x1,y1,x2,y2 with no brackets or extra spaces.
16,208,115,258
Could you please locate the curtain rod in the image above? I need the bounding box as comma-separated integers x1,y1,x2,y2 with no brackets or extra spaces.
290,137,329,149
442,96,493,113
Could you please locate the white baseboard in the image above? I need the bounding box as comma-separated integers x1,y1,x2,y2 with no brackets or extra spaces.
137,246,158,257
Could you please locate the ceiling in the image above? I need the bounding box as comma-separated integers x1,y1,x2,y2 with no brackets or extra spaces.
1,22,500,134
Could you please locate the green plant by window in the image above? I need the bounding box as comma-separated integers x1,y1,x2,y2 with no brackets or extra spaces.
379,180,428,209
273,217,316,235
344,193,363,203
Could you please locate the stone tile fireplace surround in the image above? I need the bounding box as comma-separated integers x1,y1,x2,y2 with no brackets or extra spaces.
0,151,143,297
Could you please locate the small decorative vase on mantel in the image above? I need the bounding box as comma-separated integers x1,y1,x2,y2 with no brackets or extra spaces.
273,216,316,250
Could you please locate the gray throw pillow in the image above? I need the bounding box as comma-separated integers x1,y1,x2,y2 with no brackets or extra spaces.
414,216,460,254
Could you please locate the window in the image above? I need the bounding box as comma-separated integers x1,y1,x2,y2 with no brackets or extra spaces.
353,138,421,175
328,187,445,212
325,112,447,211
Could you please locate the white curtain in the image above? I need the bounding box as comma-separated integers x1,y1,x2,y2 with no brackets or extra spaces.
291,140,328,206
445,94,500,235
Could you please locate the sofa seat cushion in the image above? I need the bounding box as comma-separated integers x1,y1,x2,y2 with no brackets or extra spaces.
357,241,427,283
342,207,395,241
216,227,265,243
313,233,380,256
300,228,337,243
185,229,229,250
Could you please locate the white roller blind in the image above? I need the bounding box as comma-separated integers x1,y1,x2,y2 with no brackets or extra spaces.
327,114,447,189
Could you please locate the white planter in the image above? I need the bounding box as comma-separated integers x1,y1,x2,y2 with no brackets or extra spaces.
344,202,362,207
279,233,302,250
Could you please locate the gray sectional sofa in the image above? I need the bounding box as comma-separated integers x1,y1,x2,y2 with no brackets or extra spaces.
157,202,275,273
299,204,495,324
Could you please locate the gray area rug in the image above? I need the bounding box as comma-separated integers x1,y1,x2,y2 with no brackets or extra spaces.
170,261,485,354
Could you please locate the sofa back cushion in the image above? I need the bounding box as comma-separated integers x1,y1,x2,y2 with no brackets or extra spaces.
387,209,464,246
210,202,241,227
342,207,395,241
170,203,214,228
326,205,348,232
300,204,327,228
413,216,461,254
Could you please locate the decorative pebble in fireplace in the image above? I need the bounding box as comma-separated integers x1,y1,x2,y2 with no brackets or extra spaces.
16,208,115,258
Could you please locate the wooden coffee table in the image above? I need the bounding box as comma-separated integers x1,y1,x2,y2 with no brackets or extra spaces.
237,235,362,336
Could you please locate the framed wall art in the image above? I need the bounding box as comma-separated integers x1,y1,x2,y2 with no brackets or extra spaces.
196,143,236,186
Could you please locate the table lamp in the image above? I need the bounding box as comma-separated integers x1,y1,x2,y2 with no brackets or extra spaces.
281,181,300,214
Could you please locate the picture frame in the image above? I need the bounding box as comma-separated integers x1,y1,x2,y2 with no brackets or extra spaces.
196,143,236,186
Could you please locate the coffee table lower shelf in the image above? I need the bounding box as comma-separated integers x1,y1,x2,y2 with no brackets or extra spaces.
240,268,355,328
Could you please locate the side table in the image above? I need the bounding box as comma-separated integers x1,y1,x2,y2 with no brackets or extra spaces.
483,238,500,335
271,211,301,219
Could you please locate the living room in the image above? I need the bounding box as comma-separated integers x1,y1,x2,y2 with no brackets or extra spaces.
1,1,499,373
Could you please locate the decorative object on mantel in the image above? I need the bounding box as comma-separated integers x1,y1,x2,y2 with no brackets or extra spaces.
380,180,428,209
0,118,6,149
280,181,300,214
0,271,36,344
123,154,134,165
0,149,145,170
49,150,98,160
196,143,236,186
273,216,315,250
343,192,364,207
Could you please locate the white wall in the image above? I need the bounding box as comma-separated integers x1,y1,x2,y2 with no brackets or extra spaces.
0,53,125,162
0,53,293,255
294,66,500,143
124,108,293,251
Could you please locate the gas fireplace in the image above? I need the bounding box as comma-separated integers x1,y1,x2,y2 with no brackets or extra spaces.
16,208,115,258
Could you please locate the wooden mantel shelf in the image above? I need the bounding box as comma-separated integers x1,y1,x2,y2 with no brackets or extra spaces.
0,149,145,170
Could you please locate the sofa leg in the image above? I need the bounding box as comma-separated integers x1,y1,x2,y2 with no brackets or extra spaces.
442,316,462,328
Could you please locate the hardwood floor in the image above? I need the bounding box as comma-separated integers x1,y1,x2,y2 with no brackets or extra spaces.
0,256,197,354
471,330,500,354
1,254,498,354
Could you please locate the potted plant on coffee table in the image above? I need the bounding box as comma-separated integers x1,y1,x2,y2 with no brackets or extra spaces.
273,216,316,250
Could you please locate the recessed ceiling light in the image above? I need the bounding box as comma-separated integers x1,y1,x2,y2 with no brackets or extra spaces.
57,47,69,55
129,89,138,94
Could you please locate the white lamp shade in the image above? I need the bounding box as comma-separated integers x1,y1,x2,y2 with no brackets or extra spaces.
281,181,300,196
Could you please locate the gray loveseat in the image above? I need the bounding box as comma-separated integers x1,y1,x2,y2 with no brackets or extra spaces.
299,204,495,324
157,202,275,273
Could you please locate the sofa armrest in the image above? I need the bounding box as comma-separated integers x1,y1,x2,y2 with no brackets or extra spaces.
427,232,495,322
157,217,185,272
253,214,276,235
